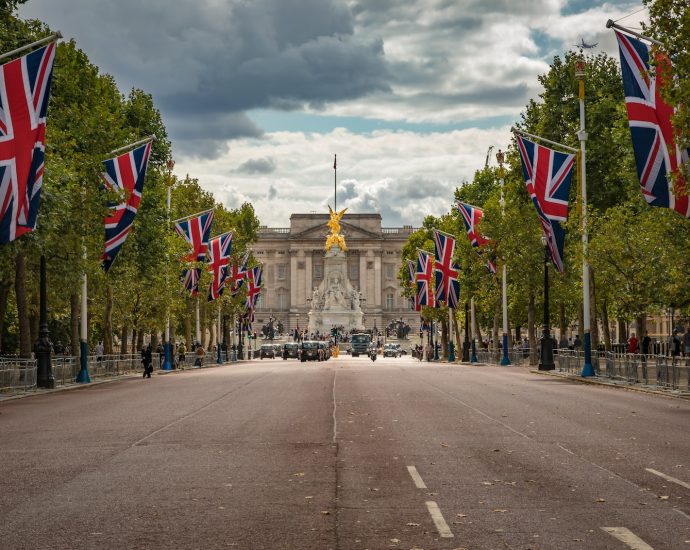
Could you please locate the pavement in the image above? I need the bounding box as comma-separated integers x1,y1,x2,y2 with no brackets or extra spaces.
1,356,689,549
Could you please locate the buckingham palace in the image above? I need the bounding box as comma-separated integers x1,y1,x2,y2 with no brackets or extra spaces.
252,213,420,336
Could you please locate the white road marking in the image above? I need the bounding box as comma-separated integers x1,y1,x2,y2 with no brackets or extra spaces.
425,501,454,538
645,468,690,491
407,465,427,489
673,508,690,521
556,443,574,455
332,370,338,443
601,527,654,549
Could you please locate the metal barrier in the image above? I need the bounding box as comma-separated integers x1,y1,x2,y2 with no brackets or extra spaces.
0,358,37,393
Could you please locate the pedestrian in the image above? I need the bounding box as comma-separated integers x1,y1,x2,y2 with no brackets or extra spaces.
627,333,638,354
671,330,681,361
95,341,104,363
142,344,153,378
558,334,568,350
683,327,690,359
641,330,651,356
425,342,433,362
157,342,164,367
194,343,205,367
573,334,582,350
178,341,186,365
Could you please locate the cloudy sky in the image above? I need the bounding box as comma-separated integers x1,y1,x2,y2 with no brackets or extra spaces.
21,0,646,227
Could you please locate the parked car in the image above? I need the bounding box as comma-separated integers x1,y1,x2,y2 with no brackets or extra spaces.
383,343,402,358
300,341,322,362
283,342,299,359
260,344,276,359
273,343,283,357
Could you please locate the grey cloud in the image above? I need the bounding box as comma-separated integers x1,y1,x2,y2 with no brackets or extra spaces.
236,157,277,175
21,0,390,158
267,184,278,200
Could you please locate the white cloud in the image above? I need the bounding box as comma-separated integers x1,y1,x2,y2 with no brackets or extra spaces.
174,126,509,226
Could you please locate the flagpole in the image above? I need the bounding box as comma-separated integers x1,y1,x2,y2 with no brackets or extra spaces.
497,150,510,366
196,298,201,347
216,302,222,364
577,58,595,377
511,128,579,153
470,297,478,363
108,134,156,157
0,32,62,62
605,20,663,46
172,207,215,225
76,248,90,383
163,158,175,370
334,154,337,211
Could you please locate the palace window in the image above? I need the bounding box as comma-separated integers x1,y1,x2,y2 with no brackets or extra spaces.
277,264,286,280
277,291,287,311
385,264,395,279
314,264,323,279
350,263,359,280
386,293,394,311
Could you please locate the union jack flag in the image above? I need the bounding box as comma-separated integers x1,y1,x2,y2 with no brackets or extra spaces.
415,249,434,308
614,30,689,218
230,252,249,296
516,135,575,274
406,259,420,311
456,202,497,274
207,231,233,301
101,141,153,272
0,42,56,243
181,267,201,296
244,265,262,310
432,229,460,309
174,208,214,262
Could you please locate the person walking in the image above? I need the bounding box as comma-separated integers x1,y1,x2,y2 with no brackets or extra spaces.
683,327,690,362
627,333,638,354
95,341,104,363
641,330,651,356
142,344,153,379
178,341,186,366
194,343,205,367
573,334,582,351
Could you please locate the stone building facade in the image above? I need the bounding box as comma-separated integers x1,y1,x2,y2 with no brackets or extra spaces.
253,213,419,336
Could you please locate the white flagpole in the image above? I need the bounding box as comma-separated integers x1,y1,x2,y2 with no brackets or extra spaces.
196,298,201,345
511,128,579,153
497,150,510,366
605,20,663,46
76,247,90,383
108,134,156,157
163,158,174,370
470,297,477,363
0,32,62,62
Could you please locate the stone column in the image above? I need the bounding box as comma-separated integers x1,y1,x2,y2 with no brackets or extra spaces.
290,251,298,308
374,252,382,307
305,252,313,304
359,253,367,294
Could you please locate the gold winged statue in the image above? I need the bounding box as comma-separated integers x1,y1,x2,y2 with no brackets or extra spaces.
325,206,348,252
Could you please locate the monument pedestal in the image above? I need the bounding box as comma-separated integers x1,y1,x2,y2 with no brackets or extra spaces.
308,245,364,334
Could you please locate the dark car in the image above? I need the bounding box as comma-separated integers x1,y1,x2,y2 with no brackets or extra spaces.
383,343,401,358
283,342,299,359
300,341,322,362
260,344,276,359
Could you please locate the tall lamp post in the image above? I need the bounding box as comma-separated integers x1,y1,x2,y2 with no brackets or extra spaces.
496,150,511,366
432,319,439,361
470,297,478,363
576,56,595,377
539,235,555,370
163,157,175,371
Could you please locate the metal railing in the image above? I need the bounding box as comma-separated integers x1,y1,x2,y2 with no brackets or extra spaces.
555,349,689,392
475,348,534,366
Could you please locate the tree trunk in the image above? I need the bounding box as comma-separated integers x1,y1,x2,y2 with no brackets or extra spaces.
635,314,646,343
70,293,79,359
601,299,612,351
200,300,208,349
492,311,499,354
453,311,462,355
151,331,159,351
137,329,144,353
184,299,193,349
441,316,448,361
475,318,483,347
559,301,566,341
617,318,627,344
120,324,128,355
131,328,138,354
103,284,113,354
528,291,537,365
515,325,521,341
0,277,11,353
15,250,32,358
29,290,39,354
223,315,231,350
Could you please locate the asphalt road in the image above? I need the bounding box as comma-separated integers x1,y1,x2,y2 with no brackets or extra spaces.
1,355,688,550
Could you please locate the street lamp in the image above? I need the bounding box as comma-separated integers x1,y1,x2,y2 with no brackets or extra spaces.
496,149,511,366
539,235,555,370
163,157,175,371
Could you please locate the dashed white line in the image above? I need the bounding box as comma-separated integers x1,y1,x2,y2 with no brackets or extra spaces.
601,527,654,549
645,468,690,491
426,501,454,538
332,370,338,443
407,465,427,489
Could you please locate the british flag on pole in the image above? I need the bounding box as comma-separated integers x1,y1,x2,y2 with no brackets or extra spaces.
432,229,460,309
101,141,153,272
207,231,233,301
407,259,420,311
244,265,262,310
516,134,575,274
0,41,57,243
613,30,689,218
181,267,202,297
415,249,434,308
174,208,214,262
230,252,249,297
456,202,497,274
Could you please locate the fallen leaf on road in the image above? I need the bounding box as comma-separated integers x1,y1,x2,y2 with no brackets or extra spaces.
456,513,467,517
406,522,420,526
595,498,606,502
389,538,400,543
441,443,449,447
658,495,669,500
320,510,330,515
305,496,314,499
492,449,500,452
293,472,305,477
481,481,493,485
492,509,507,513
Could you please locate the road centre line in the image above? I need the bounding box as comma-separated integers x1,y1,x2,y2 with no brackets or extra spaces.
645,468,690,491
425,501,454,538
332,369,338,443
601,527,654,549
407,465,427,489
